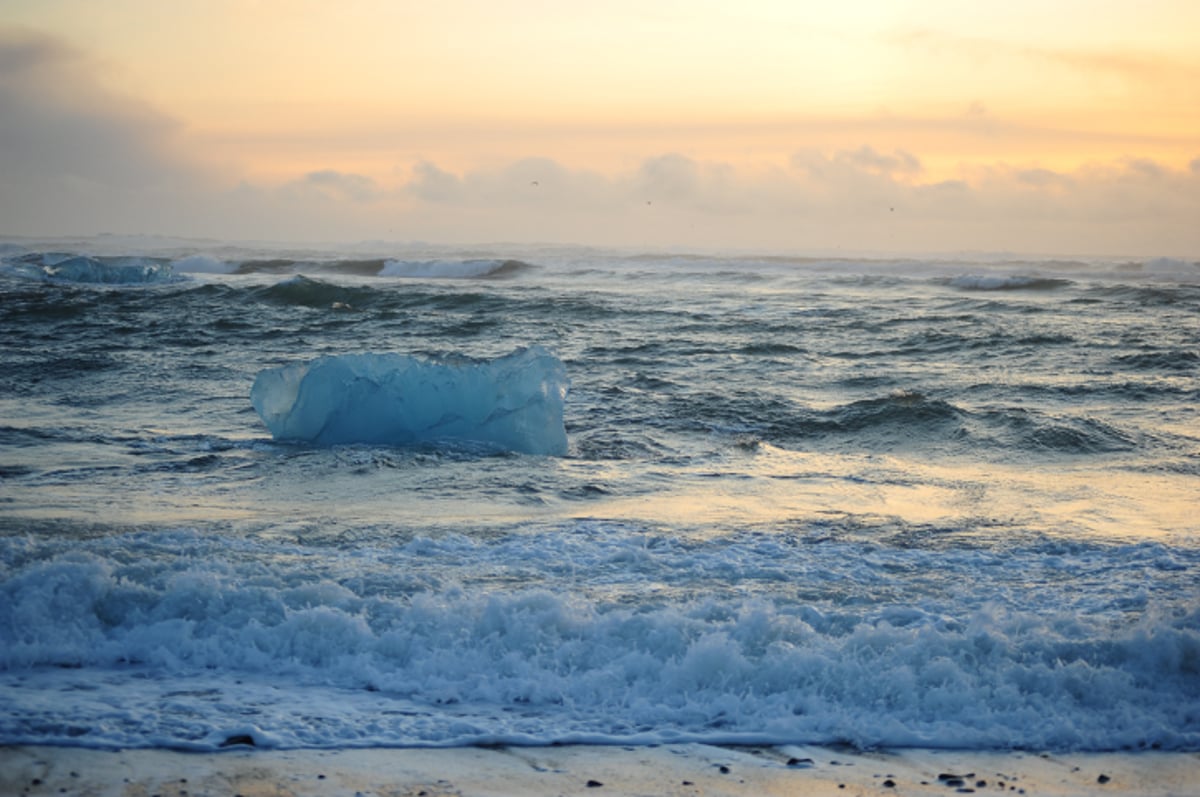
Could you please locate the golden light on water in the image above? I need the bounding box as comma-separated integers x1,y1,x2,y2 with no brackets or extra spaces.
570,448,1197,542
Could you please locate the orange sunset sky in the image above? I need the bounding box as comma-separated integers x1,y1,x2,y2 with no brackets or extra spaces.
1,0,1198,255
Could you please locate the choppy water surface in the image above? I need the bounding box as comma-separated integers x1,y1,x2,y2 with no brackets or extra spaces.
1,241,1197,751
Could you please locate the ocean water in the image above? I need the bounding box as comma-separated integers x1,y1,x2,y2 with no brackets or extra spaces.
1,239,1197,753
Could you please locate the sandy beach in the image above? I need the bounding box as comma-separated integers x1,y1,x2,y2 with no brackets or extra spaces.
2,743,1196,797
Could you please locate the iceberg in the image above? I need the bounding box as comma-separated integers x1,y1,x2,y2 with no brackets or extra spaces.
5,253,176,284
250,346,569,455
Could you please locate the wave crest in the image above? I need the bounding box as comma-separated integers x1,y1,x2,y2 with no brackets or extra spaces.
224,257,535,279
381,258,533,279
949,275,1073,291
250,275,378,308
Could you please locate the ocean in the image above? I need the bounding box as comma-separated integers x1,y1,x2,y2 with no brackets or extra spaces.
1,239,1197,754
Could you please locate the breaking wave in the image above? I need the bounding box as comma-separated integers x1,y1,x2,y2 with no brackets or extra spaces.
1,529,1197,751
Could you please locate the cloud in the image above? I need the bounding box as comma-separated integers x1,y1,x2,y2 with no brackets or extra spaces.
173,147,1197,255
472,158,616,209
399,153,744,217
1014,168,1072,190
0,25,71,72
408,160,463,202
388,151,1199,255
408,156,617,211
636,154,700,201
789,147,914,209
836,146,923,177
286,169,380,202
888,28,1194,86
0,27,186,189
0,27,218,237
1,28,1195,256
1029,46,1190,86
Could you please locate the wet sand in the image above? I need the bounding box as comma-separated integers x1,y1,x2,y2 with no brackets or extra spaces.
3,743,1197,797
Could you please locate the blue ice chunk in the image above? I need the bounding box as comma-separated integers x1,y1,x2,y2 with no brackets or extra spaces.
5,253,176,284
250,346,569,455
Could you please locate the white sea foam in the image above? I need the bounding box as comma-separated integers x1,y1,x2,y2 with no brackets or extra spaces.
0,529,1196,751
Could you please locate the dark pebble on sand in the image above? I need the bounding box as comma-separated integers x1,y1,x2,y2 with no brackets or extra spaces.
787,757,815,768
718,765,730,774
682,781,693,786
1098,774,1111,784
977,780,987,787
586,779,604,787
883,779,896,788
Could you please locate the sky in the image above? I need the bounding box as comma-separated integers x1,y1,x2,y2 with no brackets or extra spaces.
1,0,1198,256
